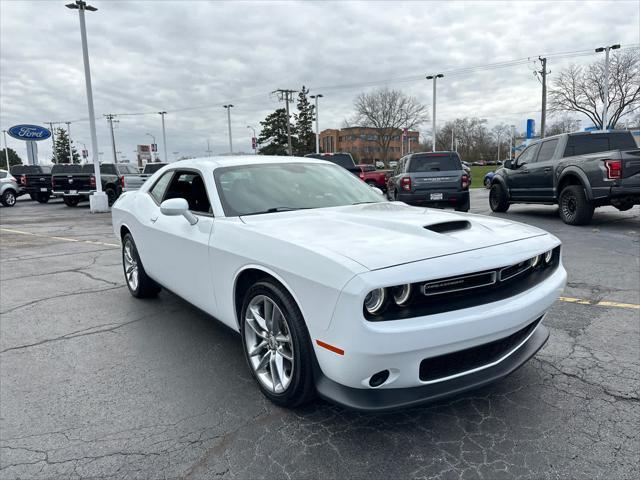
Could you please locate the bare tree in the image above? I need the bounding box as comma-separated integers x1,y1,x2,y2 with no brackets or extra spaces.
549,50,640,129
352,87,429,164
546,113,582,136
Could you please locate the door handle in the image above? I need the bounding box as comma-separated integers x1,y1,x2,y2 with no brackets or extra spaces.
519,169,529,174
544,167,551,173
150,216,158,223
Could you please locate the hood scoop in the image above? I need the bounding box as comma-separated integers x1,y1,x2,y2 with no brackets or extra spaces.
424,220,471,234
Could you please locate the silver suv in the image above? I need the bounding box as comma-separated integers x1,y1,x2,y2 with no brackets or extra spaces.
0,169,19,207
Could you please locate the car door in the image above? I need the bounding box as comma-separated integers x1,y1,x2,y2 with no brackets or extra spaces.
508,143,540,200
143,169,216,313
526,138,559,199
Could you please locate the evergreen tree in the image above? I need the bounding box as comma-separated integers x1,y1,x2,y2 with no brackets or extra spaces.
51,127,80,164
293,86,315,156
0,147,23,167
257,108,294,156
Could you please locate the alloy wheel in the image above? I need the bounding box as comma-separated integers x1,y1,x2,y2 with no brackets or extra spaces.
244,295,294,394
123,239,139,291
4,192,16,206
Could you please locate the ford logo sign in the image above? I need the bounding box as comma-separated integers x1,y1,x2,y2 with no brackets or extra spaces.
7,124,51,141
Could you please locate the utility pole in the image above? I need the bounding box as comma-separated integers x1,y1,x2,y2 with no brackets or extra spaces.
206,139,212,157
65,122,73,163
426,74,444,152
223,105,234,154
310,94,323,154
66,0,105,211
104,114,118,163
596,44,621,130
538,57,548,138
158,111,168,162
2,130,9,170
273,89,297,155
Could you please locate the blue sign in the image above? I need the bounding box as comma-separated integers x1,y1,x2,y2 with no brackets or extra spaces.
7,124,51,141
526,119,535,139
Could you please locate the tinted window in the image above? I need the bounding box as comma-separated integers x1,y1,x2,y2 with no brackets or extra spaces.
408,154,461,172
51,164,82,174
164,171,211,214
150,171,173,204
305,153,355,169
516,144,540,166
536,139,559,162
359,165,376,172
117,164,139,174
563,133,637,157
0,171,6,179
143,163,168,174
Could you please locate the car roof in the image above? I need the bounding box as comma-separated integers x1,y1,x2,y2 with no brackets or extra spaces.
168,155,331,170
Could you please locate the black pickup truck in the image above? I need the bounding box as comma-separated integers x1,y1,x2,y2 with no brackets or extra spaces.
489,131,640,225
52,163,141,207
10,165,54,203
304,152,361,176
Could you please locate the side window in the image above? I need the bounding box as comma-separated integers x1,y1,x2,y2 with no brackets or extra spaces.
164,171,212,214
516,144,540,166
150,171,173,204
0,171,7,179
536,139,559,163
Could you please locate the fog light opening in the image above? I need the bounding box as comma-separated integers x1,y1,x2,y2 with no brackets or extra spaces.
369,369,390,388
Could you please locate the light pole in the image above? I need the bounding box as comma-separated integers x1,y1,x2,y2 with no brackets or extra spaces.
595,44,620,131
66,0,106,212
145,133,155,162
223,105,234,154
310,94,323,154
426,74,444,152
158,111,168,161
65,122,74,163
2,130,9,170
246,125,257,154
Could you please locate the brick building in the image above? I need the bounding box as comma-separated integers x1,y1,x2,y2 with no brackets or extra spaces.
319,127,420,164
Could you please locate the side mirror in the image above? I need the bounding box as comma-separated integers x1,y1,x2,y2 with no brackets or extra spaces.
503,159,513,169
160,198,198,225
370,186,384,196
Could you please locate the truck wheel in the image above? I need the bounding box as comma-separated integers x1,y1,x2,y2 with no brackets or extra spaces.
122,233,161,298
105,187,117,207
489,183,509,212
559,185,594,225
1,190,17,207
240,280,316,408
484,178,491,189
36,193,50,204
365,180,377,187
63,196,80,207
29,193,37,201
455,198,470,212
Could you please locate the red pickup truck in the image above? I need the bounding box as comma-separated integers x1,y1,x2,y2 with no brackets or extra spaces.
357,164,391,192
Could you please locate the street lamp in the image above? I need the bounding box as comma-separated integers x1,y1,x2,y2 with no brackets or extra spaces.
310,94,324,154
158,111,168,162
145,133,155,162
2,130,10,170
66,0,106,212
246,125,257,154
223,105,234,154
595,44,621,131
426,74,444,152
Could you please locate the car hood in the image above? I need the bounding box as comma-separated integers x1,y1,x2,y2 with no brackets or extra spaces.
240,202,548,270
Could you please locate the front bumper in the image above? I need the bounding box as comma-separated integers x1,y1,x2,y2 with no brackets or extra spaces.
316,323,549,412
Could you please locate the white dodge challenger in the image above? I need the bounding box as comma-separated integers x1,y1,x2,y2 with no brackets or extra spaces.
111,156,566,411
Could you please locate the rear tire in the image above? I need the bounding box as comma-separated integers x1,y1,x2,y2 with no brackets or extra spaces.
559,185,594,225
1,190,17,207
455,198,470,212
105,187,117,207
122,233,161,298
36,193,50,204
489,183,510,212
240,280,316,408
29,193,37,201
63,196,80,207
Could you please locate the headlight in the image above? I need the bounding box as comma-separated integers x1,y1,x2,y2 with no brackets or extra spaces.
531,255,541,268
392,284,412,306
364,288,387,315
544,250,553,264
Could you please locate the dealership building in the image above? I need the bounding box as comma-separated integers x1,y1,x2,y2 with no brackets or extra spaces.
319,127,420,164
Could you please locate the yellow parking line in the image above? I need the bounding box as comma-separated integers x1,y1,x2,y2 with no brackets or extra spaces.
0,228,119,248
559,296,640,310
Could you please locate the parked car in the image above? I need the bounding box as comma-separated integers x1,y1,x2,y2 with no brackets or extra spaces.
304,152,360,176
52,163,144,207
10,165,54,203
357,164,391,192
112,155,565,411
484,171,496,188
0,169,19,207
375,161,385,169
387,151,470,211
489,131,640,225
389,160,398,168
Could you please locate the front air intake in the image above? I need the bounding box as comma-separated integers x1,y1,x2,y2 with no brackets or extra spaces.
423,220,471,233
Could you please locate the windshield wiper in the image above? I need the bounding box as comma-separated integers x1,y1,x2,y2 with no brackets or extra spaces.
242,207,311,216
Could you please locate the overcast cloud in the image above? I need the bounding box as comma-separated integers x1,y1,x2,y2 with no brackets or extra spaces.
1,0,639,163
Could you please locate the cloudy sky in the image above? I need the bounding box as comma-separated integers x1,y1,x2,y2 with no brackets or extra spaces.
1,0,638,164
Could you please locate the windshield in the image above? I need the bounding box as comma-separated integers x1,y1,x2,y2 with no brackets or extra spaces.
214,162,385,216
409,154,461,172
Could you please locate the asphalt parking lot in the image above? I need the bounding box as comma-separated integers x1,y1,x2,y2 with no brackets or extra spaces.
1,191,638,480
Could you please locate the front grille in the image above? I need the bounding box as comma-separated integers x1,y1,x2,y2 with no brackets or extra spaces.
419,316,542,382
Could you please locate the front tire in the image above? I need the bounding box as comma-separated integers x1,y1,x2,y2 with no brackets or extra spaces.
489,183,510,212
559,185,594,225
122,233,161,298
240,280,315,408
1,190,17,207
